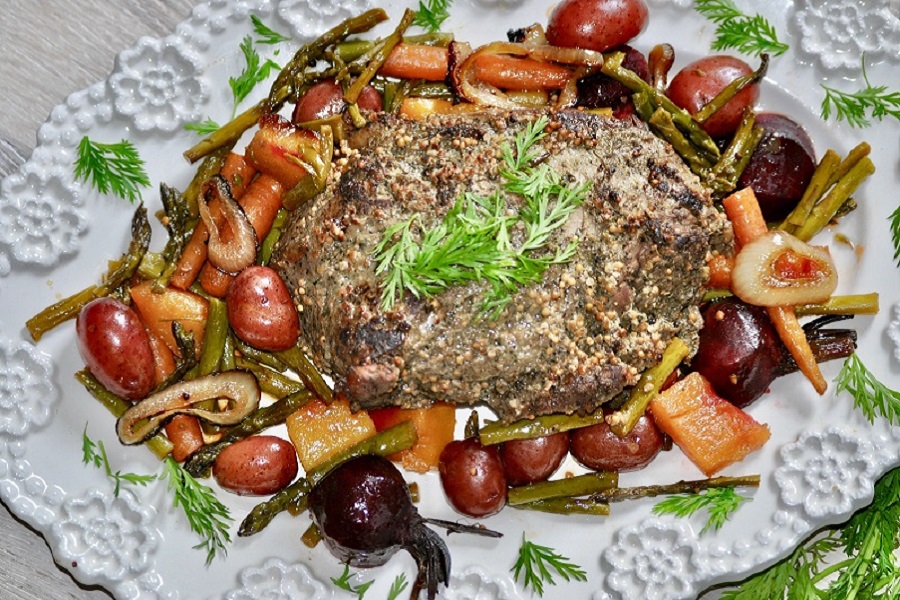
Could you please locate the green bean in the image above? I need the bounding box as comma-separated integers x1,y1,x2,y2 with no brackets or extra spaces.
27,207,151,341
220,331,236,372
693,55,769,125
198,298,229,376
275,346,333,403
792,156,875,242
514,497,611,516
237,421,416,536
507,472,619,506
479,408,607,446
335,32,453,62
607,338,691,437
645,102,714,175
234,356,307,398
184,388,315,478
75,370,173,460
601,51,720,163
707,108,764,194
589,475,760,503
345,9,413,105
795,293,880,316
232,336,290,371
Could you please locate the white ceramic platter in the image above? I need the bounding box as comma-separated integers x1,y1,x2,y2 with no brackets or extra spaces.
1,0,899,598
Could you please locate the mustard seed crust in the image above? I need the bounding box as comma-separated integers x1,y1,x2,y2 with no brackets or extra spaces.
271,109,733,422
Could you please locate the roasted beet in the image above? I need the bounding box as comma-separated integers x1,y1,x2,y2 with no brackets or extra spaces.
736,113,817,221
577,45,649,118
309,455,500,599
691,297,784,408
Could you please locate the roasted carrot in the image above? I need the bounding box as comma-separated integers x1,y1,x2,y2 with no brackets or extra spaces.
379,43,449,81
722,187,827,394
473,54,572,90
146,330,177,386
706,254,734,290
199,174,285,297
170,153,256,290
165,415,206,463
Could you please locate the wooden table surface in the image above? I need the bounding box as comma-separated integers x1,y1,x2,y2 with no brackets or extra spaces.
0,3,196,597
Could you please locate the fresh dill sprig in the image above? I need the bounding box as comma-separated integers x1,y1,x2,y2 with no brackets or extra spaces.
374,115,587,318
821,57,900,128
834,353,900,426
694,0,788,57
890,204,900,268
81,426,156,497
160,456,232,565
386,573,409,600
331,565,375,599
652,486,749,534
412,0,451,32
74,136,150,204
721,468,900,599
512,535,587,596
229,35,281,116
250,14,290,45
184,117,221,136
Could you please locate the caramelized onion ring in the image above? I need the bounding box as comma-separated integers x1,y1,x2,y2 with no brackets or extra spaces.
198,175,257,274
117,370,260,445
732,230,838,307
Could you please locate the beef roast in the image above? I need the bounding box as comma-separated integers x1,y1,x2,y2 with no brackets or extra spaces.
271,109,732,422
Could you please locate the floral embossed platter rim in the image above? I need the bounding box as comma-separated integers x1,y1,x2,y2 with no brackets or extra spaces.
0,0,898,599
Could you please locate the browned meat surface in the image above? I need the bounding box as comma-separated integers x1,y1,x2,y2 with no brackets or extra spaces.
271,109,732,422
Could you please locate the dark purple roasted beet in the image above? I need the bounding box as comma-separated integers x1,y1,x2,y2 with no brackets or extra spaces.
309,455,500,599
737,113,816,222
577,45,649,118
691,297,784,408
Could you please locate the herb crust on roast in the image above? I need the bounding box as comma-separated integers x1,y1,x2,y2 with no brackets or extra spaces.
271,109,732,422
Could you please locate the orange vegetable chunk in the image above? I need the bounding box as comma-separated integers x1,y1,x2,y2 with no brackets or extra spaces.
286,397,376,472
369,403,456,473
649,372,770,476
130,281,209,356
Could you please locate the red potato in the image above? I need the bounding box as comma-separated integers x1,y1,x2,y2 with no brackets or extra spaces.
76,297,155,400
667,55,759,138
292,80,383,124
226,265,300,352
569,414,663,472
547,0,649,53
213,435,299,495
439,437,507,518
499,432,570,486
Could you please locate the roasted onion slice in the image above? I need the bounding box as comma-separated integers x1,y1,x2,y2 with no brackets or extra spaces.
732,230,838,307
117,370,260,445
197,175,258,275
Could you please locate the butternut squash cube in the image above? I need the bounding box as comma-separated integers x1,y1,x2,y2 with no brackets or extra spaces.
369,403,456,473
649,371,770,476
287,398,376,471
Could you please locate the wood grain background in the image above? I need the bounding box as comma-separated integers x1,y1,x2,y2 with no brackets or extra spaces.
0,3,195,597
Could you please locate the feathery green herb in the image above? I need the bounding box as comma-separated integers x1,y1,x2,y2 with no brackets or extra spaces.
185,118,222,136
412,0,451,32
386,573,409,600
230,35,281,115
695,0,788,57
74,136,150,203
834,353,900,426
374,115,587,317
251,14,291,45
720,468,900,599
890,204,900,268
653,486,749,534
160,456,232,565
81,426,156,497
331,565,375,599
821,58,900,128
512,535,587,596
